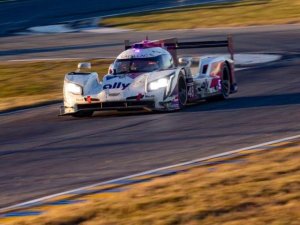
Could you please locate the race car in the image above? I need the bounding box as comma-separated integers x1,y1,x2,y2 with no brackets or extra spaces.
60,37,237,117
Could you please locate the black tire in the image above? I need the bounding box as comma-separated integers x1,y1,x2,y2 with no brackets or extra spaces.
220,64,231,99
178,75,187,109
72,110,94,117
208,64,231,102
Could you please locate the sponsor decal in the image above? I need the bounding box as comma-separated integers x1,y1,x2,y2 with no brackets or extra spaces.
210,62,223,77
84,97,99,102
136,93,143,101
210,78,220,88
103,82,131,90
187,83,195,99
87,96,91,104
201,80,209,90
218,79,222,91
105,76,116,81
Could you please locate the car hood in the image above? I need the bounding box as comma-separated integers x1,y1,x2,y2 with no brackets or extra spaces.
103,70,175,92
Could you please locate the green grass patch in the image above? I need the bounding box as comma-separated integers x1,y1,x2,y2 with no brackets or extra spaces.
0,59,112,111
101,0,300,30
9,142,300,225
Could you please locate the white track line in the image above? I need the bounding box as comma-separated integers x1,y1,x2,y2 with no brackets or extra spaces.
1,133,300,213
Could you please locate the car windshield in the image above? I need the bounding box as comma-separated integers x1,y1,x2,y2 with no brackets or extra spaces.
114,56,162,74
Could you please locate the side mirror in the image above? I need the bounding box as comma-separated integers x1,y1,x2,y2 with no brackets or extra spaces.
178,57,188,65
76,62,92,73
78,62,91,70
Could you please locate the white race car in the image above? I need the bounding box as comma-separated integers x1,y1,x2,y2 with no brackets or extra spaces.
60,37,237,117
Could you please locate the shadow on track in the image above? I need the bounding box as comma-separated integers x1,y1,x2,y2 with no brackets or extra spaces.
184,92,300,112
59,92,300,120
3,93,300,156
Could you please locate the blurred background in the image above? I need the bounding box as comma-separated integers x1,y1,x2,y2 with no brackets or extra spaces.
0,0,299,224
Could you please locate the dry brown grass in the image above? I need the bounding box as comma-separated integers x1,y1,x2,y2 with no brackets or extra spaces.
0,59,112,111
10,143,300,225
101,0,300,30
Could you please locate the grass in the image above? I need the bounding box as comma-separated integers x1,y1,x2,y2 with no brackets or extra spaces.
9,142,300,225
0,59,112,111
101,0,300,30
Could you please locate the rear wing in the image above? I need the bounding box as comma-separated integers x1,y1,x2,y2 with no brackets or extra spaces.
124,36,234,66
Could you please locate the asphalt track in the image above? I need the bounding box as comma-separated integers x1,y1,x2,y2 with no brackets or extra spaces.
0,0,235,36
0,26,300,208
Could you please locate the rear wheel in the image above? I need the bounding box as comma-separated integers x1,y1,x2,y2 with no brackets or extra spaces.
220,64,231,99
208,64,231,102
72,111,94,117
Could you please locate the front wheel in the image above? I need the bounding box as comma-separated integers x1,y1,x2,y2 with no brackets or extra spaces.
178,76,187,109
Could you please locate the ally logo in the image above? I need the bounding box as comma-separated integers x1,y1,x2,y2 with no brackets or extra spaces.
103,82,131,90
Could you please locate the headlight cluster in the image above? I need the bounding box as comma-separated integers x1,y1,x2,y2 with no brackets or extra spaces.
65,83,82,95
148,78,169,91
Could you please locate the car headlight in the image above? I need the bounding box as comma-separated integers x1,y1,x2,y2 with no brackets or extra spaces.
148,78,169,91
65,83,82,95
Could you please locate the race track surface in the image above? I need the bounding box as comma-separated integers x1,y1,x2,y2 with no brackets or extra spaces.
0,27,300,208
